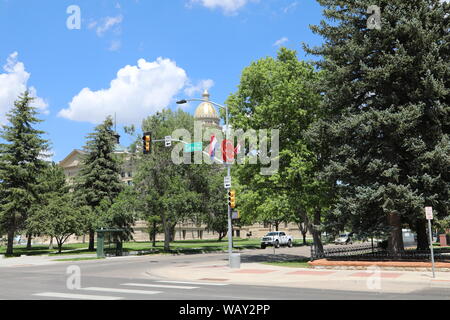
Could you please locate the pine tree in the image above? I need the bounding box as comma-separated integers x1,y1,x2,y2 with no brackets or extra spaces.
26,163,69,241
305,0,449,252
75,116,123,251
0,91,49,255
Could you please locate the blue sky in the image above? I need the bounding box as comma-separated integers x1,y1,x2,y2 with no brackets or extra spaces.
0,0,324,162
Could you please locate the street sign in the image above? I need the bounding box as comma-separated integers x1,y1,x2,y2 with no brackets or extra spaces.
165,136,172,147
224,176,231,189
232,211,240,220
184,142,203,153
425,207,433,220
425,206,436,278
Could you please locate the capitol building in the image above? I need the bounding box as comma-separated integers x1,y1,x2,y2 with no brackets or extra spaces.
55,91,302,244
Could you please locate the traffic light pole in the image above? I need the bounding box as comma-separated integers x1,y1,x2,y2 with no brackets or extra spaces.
177,97,233,267
225,104,233,267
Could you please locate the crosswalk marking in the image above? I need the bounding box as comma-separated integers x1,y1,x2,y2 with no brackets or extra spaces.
82,287,162,295
157,280,229,286
33,292,122,300
122,283,198,290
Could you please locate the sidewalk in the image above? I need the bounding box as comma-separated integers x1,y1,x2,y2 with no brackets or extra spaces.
146,258,450,294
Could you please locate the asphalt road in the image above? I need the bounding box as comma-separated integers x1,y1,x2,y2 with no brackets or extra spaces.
0,250,450,300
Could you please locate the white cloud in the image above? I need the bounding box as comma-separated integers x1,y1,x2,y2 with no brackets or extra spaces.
0,52,48,124
283,1,299,13
273,37,289,47
108,40,122,51
189,0,255,14
184,79,214,97
89,15,123,37
59,57,191,125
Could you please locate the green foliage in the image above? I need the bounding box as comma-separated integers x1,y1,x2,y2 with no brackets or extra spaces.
304,0,450,249
226,48,329,240
98,186,139,241
74,116,123,248
135,109,206,251
202,169,229,240
27,162,69,237
29,193,87,253
0,91,49,254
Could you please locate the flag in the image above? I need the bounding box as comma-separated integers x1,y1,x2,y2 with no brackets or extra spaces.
234,141,241,155
209,135,218,161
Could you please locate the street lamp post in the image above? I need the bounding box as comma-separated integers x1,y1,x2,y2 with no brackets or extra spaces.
177,98,233,266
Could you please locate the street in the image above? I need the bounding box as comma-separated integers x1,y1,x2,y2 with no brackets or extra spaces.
1,249,450,300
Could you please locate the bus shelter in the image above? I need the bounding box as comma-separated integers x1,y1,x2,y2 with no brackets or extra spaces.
96,228,126,258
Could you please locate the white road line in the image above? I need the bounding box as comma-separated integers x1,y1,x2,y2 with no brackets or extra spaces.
33,292,122,300
157,281,229,286
82,287,162,295
122,283,198,290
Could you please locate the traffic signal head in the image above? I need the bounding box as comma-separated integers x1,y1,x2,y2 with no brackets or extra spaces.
228,190,236,209
143,132,152,154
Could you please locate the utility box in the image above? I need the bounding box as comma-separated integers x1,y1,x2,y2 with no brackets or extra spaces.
230,253,241,269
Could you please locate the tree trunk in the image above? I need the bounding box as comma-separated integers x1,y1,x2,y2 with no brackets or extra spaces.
88,229,95,251
152,221,157,248
275,221,279,231
298,222,308,246
416,219,429,251
310,208,323,256
49,237,53,250
6,229,14,255
302,232,307,246
162,216,170,252
26,234,32,250
57,239,63,254
387,212,404,254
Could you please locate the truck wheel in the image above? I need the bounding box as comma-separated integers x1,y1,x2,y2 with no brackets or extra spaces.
275,240,280,248
261,244,266,249
288,240,293,248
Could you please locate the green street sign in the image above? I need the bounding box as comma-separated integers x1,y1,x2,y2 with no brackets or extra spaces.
184,142,203,153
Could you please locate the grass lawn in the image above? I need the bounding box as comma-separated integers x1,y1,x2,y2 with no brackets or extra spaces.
262,259,311,269
0,238,310,257
52,257,105,262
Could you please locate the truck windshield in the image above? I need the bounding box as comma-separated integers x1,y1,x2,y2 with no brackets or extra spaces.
266,232,278,236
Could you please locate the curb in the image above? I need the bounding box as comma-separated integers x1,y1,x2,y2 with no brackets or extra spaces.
310,265,450,272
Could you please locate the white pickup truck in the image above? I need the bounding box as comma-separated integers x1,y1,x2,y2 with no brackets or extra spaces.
261,231,294,249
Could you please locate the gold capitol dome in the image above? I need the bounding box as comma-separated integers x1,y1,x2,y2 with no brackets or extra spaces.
194,89,221,128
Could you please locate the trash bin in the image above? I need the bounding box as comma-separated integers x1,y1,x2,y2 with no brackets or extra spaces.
230,253,241,269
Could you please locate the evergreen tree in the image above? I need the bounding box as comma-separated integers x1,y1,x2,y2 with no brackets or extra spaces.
0,92,49,255
75,116,123,251
305,0,449,252
26,162,68,247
